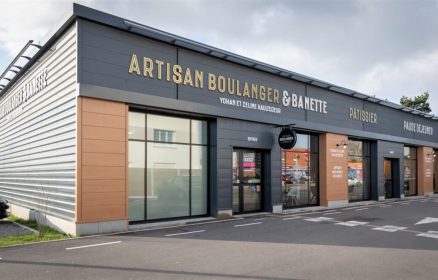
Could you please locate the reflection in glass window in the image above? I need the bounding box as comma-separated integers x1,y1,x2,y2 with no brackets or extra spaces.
128,111,208,222
192,120,208,145
128,112,145,140
404,146,417,196
147,143,190,220
348,140,370,202
153,129,175,142
147,114,190,143
128,141,145,221
282,133,319,208
191,146,208,216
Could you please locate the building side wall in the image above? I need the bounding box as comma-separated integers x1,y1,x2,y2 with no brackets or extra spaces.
76,96,128,223
0,24,77,221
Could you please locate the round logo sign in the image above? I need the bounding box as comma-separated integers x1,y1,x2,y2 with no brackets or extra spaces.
278,128,297,150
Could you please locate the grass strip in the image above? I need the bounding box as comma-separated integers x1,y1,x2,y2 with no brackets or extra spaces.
0,215,72,247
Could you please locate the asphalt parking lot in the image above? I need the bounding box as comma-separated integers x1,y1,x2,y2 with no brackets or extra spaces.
1,197,438,280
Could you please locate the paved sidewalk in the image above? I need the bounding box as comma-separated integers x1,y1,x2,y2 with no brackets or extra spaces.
0,220,34,237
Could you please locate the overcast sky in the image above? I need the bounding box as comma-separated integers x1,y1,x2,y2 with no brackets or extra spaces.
1,0,437,114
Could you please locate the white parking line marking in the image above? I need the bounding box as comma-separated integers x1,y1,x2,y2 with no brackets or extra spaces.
282,216,303,220
165,230,205,237
400,202,410,205
336,221,368,227
355,208,368,211
304,217,334,222
323,211,342,215
380,205,392,208
373,225,407,232
417,231,438,239
65,241,122,250
415,217,438,225
233,222,262,227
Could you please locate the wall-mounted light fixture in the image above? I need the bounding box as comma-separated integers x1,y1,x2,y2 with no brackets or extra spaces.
336,140,347,149
427,150,436,158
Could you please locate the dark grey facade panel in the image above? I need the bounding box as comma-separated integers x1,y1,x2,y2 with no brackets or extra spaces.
376,141,404,198
177,49,306,121
80,83,438,149
79,20,177,98
76,18,437,148
214,118,279,210
364,101,413,138
413,115,438,142
306,86,363,131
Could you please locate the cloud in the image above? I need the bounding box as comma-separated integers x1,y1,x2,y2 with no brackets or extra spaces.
356,50,438,112
0,0,437,114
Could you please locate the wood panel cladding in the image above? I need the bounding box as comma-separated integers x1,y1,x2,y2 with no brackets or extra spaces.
76,96,128,223
319,133,348,206
418,146,434,196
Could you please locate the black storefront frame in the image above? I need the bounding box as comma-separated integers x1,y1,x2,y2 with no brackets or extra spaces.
232,148,265,214
281,132,319,209
404,146,418,197
128,108,210,224
347,138,371,202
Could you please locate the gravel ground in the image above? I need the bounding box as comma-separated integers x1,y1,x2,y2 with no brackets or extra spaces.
0,220,34,237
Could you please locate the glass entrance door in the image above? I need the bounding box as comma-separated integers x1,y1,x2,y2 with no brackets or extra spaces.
384,159,393,199
232,150,262,213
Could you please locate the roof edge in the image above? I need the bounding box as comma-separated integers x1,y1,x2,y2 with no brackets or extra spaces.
1,3,437,121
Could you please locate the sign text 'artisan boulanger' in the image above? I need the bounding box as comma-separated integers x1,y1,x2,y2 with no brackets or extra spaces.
128,54,328,114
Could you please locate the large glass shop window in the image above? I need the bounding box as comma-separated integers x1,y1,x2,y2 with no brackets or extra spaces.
128,112,208,222
282,133,319,208
347,140,371,201
404,146,417,196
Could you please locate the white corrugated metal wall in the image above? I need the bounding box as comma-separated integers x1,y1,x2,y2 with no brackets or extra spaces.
0,24,77,221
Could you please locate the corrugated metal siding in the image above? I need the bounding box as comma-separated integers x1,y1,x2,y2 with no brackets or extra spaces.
0,25,77,221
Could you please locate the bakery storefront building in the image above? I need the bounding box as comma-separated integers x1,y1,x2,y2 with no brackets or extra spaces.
0,4,437,235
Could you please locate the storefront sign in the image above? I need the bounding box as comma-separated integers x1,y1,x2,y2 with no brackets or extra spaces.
349,107,377,124
278,128,297,149
128,54,328,115
220,97,281,114
0,68,48,120
403,121,434,135
332,165,343,179
330,148,346,158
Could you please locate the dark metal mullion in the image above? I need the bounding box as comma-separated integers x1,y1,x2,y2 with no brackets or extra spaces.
239,151,244,213
282,149,285,208
144,113,148,221
147,140,196,145
189,120,192,217
307,137,310,205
